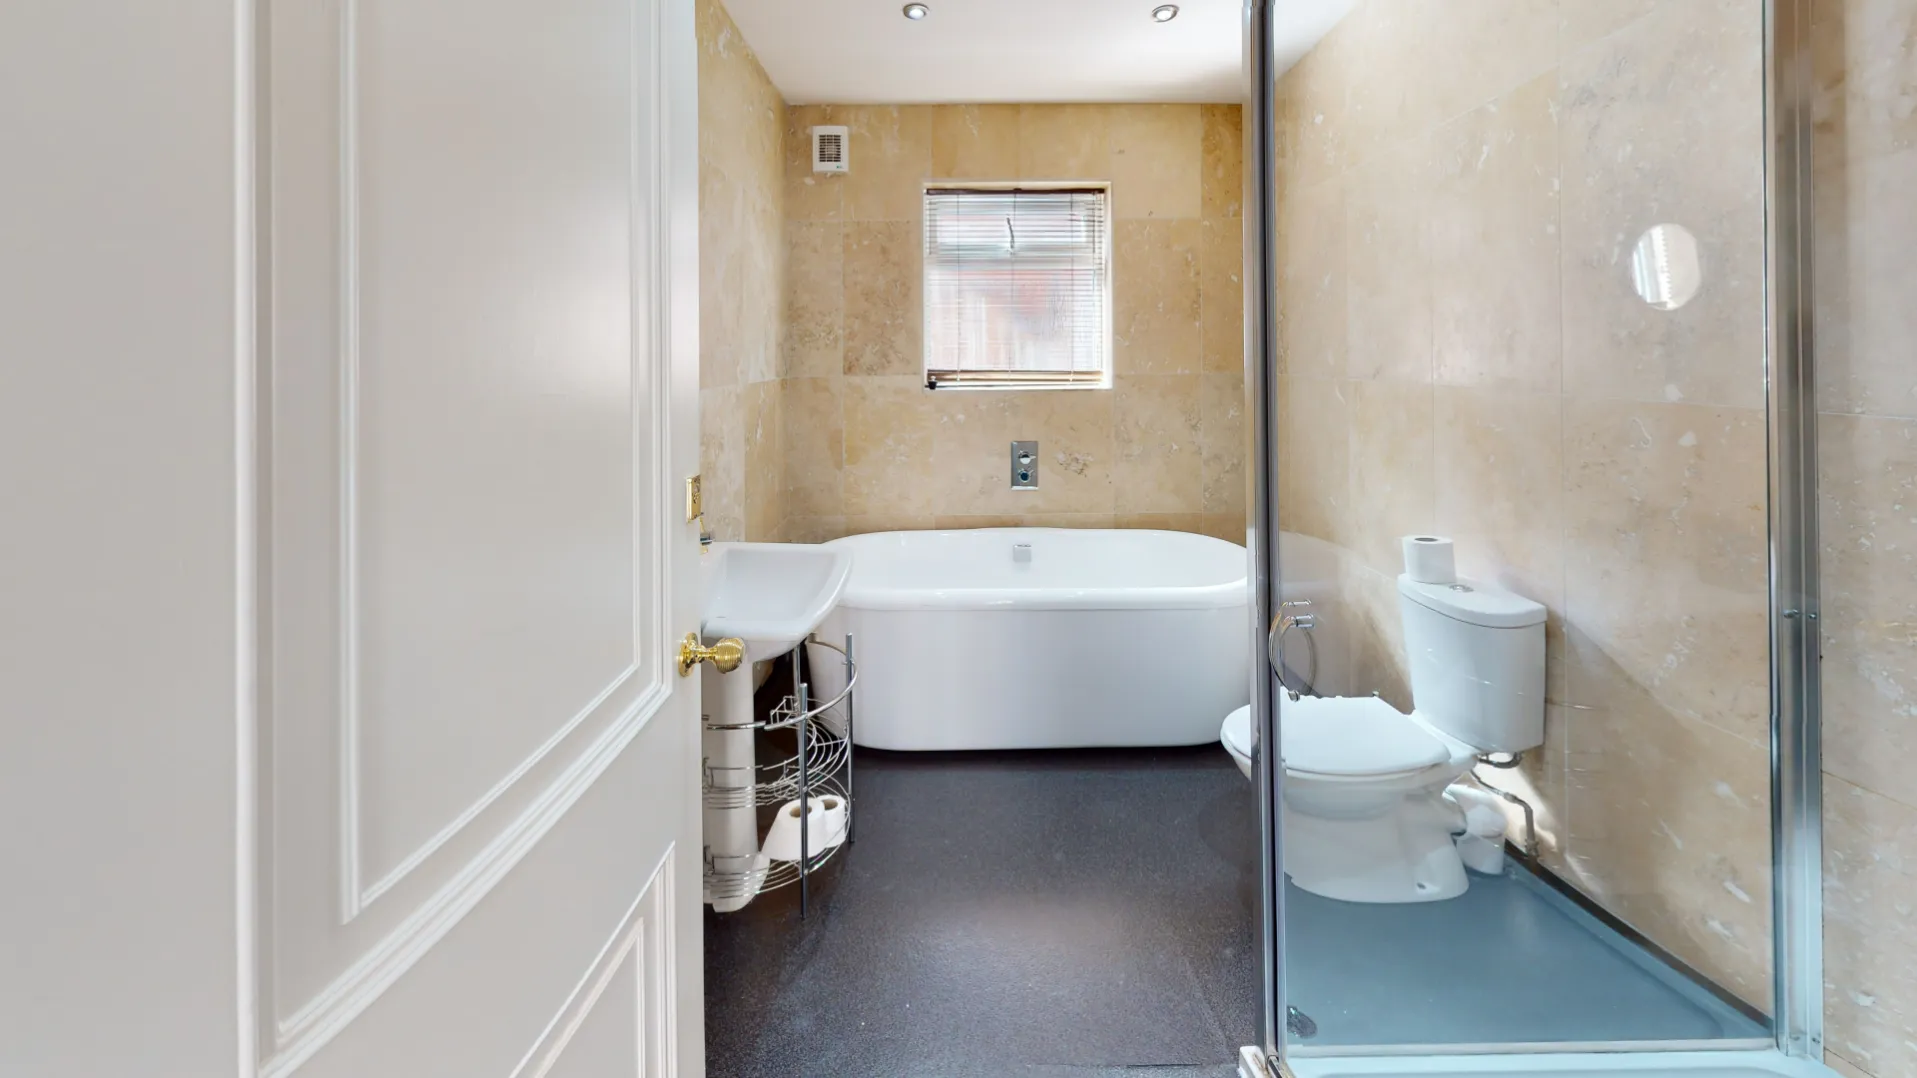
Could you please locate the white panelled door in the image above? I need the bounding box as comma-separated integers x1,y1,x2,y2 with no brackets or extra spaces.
260,1,703,1076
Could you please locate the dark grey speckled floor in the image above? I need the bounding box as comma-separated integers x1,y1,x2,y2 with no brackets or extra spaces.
705,745,1762,1078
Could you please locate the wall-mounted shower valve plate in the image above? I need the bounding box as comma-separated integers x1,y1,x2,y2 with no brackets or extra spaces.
1010,441,1039,489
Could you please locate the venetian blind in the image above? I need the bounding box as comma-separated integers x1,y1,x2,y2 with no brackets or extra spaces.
922,186,1111,388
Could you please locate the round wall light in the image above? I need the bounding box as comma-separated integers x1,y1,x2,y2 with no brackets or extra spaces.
902,3,929,19
1151,4,1180,22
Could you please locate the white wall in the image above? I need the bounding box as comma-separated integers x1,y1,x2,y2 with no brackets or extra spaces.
0,3,246,1073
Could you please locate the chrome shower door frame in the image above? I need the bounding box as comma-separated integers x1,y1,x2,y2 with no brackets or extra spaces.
1243,0,1827,1067
1763,0,1824,1062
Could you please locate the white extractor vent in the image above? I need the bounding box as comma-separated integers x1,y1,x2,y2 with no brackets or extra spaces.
812,125,848,173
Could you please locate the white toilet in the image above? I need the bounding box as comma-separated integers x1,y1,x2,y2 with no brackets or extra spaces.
1221,572,1546,903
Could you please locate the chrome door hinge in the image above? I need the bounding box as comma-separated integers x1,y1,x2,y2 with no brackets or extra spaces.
1237,1045,1290,1078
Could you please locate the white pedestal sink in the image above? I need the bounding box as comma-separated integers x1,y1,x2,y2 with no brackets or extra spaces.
698,542,852,911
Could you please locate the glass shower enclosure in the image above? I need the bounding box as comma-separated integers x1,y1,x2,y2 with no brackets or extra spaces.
1244,0,1826,1071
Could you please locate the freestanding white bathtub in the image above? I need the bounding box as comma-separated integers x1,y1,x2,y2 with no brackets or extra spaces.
812,528,1252,751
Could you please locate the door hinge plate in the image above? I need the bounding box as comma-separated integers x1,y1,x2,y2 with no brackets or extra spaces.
685,474,702,523
1238,1045,1285,1078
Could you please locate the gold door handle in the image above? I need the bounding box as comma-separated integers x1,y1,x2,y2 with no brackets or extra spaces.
678,633,744,677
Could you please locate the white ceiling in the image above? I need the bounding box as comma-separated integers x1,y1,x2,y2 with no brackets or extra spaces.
720,0,1356,105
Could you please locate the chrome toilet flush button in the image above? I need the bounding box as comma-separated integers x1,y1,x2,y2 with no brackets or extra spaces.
1010,440,1038,489
1012,543,1033,563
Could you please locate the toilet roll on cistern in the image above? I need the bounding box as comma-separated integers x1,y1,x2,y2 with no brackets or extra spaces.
1402,535,1457,584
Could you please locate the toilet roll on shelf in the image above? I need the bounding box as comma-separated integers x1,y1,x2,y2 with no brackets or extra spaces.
761,794,849,862
1403,535,1457,584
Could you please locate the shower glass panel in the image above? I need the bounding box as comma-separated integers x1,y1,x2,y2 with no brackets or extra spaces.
1265,0,1776,1050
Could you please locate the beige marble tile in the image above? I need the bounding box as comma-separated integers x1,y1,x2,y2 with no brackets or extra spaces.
839,105,933,222
1108,104,1204,220
1824,1051,1875,1078
1276,375,1351,548
1200,217,1246,375
699,385,745,542
773,98,1248,556
1114,219,1203,376
698,244,743,392
930,104,1020,180
1339,1,1441,167
784,104,844,223
698,0,784,392
1117,512,1206,534
1275,538,1359,696
1429,73,1561,394
1345,379,1437,577
1019,513,1117,529
743,381,784,541
1200,512,1247,544
1344,562,1413,710
1344,133,1433,384
1814,146,1917,419
1016,104,1112,180
1559,0,1665,56
1812,0,1917,163
841,221,921,378
931,388,1115,516
1275,26,1354,191
933,514,1024,530
1559,1,1767,409
1429,387,1566,585
841,513,937,536
782,377,843,519
1418,0,1560,122
745,206,785,387
1200,372,1248,517
1274,178,1346,382
1824,776,1917,1078
1114,375,1204,515
1562,397,1770,747
1433,387,1568,702
1819,413,1917,806
783,515,848,544
840,376,935,518
1200,105,1244,220
1557,666,1774,1010
784,221,843,380
697,0,783,173
701,143,772,391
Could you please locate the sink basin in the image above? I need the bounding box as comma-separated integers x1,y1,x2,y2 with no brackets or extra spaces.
701,542,853,663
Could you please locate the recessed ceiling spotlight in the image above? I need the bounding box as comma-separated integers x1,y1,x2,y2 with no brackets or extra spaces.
902,3,929,19
1151,4,1179,22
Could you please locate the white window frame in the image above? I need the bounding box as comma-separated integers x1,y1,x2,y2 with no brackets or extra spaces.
921,181,1114,391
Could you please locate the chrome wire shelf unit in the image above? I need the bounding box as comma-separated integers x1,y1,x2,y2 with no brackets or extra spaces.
701,633,856,916
702,777,849,902
702,715,849,811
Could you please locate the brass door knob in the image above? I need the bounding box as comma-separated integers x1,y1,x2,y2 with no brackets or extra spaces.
678,633,745,677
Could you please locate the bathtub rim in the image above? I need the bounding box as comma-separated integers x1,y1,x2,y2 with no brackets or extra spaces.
824,527,1252,613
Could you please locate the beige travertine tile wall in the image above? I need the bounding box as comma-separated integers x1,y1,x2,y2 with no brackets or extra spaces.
1273,0,1777,1010
697,0,786,542
1812,1,1917,1074
777,103,1247,543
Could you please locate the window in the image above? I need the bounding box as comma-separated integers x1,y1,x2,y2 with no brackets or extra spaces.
922,185,1111,389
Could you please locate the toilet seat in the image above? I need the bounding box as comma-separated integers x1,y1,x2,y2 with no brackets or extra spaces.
1222,705,1252,759
1281,695,1449,777
1221,698,1456,778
